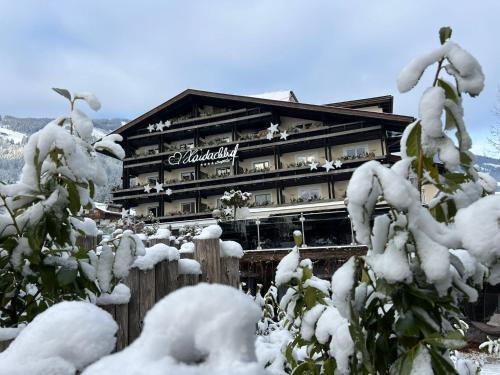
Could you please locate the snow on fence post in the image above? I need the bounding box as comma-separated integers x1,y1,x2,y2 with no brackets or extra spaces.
220,240,243,288
194,238,222,284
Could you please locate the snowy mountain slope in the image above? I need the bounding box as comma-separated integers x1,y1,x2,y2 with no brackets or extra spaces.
0,115,126,200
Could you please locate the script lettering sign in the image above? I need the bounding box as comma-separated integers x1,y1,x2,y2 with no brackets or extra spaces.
168,144,239,166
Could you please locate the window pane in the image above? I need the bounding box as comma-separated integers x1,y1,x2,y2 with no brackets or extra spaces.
255,193,271,205
356,147,368,156
254,161,270,171
345,149,355,157
299,188,321,200
181,202,195,213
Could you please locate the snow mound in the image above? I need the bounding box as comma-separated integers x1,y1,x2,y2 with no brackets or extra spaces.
275,247,301,286
150,228,171,240
180,242,195,254
132,243,179,270
96,283,131,305
178,259,202,275
220,240,244,258
83,283,266,375
194,224,222,240
0,301,117,375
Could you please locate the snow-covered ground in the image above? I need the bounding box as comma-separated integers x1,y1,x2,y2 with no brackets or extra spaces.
0,126,26,144
482,362,500,374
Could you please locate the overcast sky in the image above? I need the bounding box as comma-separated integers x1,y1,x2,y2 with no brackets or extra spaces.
0,1,498,155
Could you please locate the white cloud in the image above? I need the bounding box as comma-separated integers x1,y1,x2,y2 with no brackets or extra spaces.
0,0,498,148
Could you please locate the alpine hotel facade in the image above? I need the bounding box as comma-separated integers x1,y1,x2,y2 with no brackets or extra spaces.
111,89,413,247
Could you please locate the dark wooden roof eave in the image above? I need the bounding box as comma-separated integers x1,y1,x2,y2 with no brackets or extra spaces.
111,89,414,136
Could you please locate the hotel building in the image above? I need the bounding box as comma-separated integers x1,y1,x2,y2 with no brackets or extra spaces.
110,89,413,248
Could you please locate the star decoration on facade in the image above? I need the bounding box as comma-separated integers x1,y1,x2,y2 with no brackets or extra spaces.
165,120,172,128
147,124,155,133
144,184,152,193
309,161,319,170
279,130,288,140
268,122,279,134
266,132,273,141
334,159,343,169
165,188,173,196
154,181,164,192
223,207,233,216
121,208,128,219
322,160,334,172
156,121,165,131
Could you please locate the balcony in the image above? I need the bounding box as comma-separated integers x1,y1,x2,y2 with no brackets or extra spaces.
112,154,387,202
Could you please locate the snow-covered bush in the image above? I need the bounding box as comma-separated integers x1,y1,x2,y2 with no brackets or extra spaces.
0,89,142,328
264,27,498,374
479,336,500,357
218,190,252,221
0,301,117,375
82,283,267,375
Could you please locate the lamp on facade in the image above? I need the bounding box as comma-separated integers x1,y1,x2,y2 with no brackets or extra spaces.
299,213,306,248
344,198,356,245
255,218,262,250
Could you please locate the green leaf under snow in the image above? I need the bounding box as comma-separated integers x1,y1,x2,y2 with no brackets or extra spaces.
67,181,81,215
57,266,78,286
52,88,72,101
439,26,453,45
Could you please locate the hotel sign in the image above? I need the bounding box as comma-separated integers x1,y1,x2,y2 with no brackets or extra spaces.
168,144,239,166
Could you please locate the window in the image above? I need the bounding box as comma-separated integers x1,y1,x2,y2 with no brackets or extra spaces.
129,177,139,187
216,167,231,177
255,193,272,206
216,198,223,209
253,161,270,171
179,142,194,150
148,207,159,216
299,187,321,201
343,145,368,158
296,155,316,165
181,202,196,214
181,171,195,181
147,176,158,185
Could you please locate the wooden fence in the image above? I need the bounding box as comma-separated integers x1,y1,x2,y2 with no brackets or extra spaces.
0,237,240,353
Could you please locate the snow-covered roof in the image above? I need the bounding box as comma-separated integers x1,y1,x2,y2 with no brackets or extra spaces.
248,90,298,103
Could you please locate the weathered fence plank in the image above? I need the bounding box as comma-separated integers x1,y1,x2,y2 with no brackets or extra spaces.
194,238,221,284
127,268,141,344
0,339,12,353
115,303,129,351
178,274,201,287
220,257,240,288
139,269,156,328
155,260,178,301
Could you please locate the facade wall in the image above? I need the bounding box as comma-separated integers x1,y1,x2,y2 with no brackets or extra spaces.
200,161,234,178
282,183,329,203
333,180,349,199
239,156,276,171
164,167,196,183
134,202,160,217
135,172,159,186
280,147,326,168
248,189,278,206
331,139,383,159
165,198,197,215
